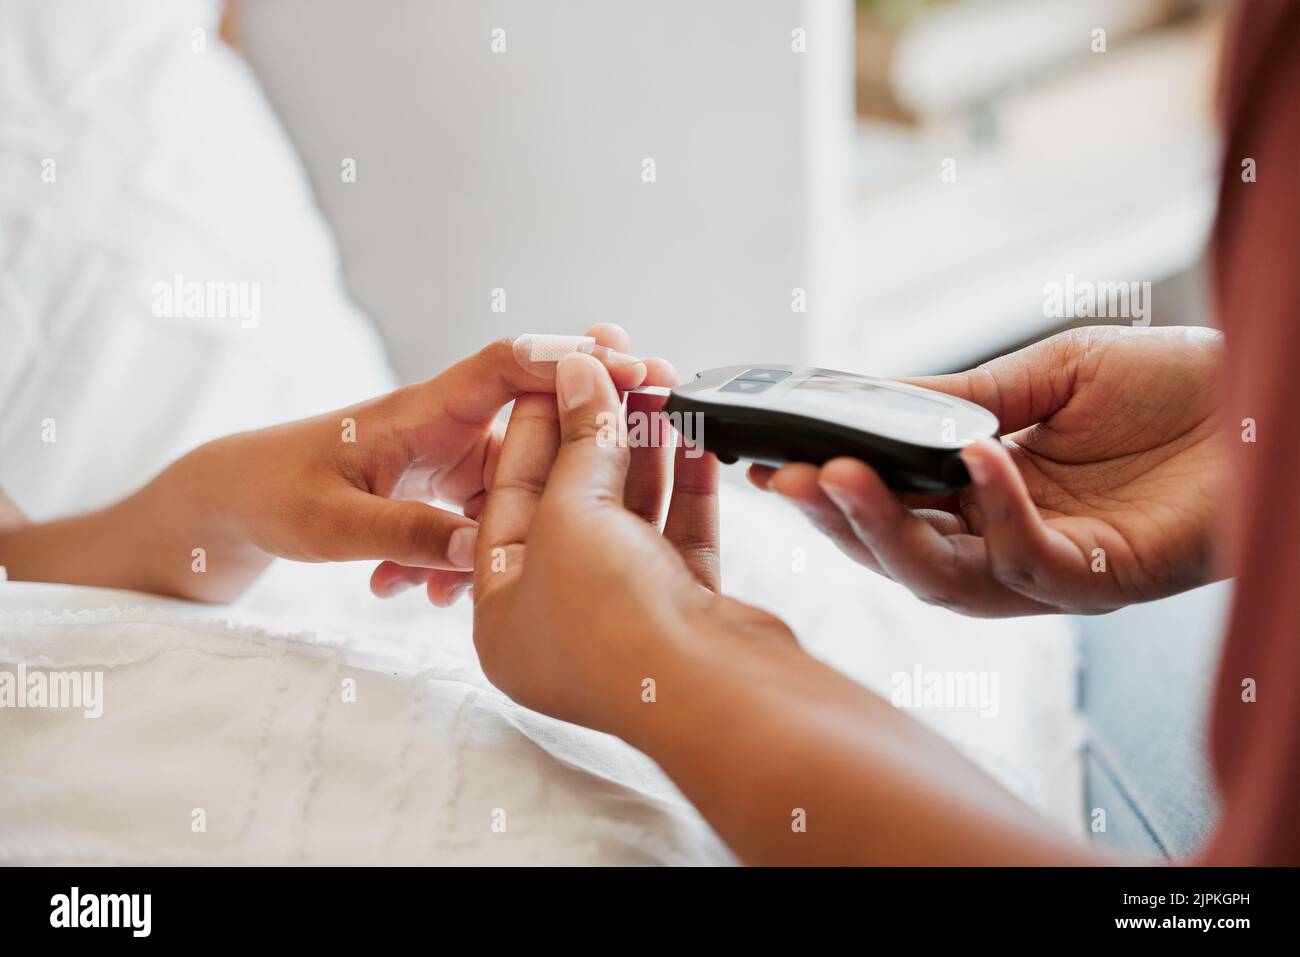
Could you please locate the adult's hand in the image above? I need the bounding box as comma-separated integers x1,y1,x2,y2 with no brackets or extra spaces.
749,326,1225,615
471,350,796,731
468,352,1104,865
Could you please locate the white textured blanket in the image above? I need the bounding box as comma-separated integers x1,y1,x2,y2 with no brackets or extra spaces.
1,596,728,865
0,484,1084,866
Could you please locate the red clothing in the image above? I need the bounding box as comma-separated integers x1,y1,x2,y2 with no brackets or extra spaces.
1204,0,1300,865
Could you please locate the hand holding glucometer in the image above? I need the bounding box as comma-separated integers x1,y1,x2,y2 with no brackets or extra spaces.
497,330,1223,618
634,364,1000,492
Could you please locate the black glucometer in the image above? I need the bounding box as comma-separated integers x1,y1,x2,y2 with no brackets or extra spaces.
652,365,1000,492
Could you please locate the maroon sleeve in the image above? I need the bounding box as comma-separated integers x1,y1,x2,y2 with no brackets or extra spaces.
1201,0,1300,866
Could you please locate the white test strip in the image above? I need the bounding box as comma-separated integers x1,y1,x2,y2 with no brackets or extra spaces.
517,334,596,363
511,333,645,377
512,333,597,375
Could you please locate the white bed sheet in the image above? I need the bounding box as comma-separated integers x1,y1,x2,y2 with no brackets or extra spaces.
0,480,1085,865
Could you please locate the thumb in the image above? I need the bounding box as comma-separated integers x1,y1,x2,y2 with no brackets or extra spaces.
328,493,479,570
540,352,630,513
900,330,1092,434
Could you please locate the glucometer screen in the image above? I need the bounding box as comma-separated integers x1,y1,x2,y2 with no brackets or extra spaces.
790,375,948,433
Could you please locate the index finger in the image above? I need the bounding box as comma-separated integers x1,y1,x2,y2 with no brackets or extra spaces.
663,445,721,591
396,331,647,449
818,456,1050,616
473,393,562,597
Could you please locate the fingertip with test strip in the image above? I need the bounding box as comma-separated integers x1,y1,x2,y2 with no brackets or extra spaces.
512,334,643,378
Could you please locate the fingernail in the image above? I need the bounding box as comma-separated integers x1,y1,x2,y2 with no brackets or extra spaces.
376,578,415,599
448,582,471,605
447,526,477,569
961,442,992,484
591,345,644,368
818,479,849,510
556,352,598,409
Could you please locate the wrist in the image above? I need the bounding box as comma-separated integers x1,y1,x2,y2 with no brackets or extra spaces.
124,444,270,600
178,439,273,555
606,602,803,755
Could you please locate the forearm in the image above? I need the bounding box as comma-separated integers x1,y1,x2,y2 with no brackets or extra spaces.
0,487,26,532
0,450,270,602
620,617,1109,866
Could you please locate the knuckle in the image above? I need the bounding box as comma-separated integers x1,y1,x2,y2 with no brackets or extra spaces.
724,600,797,642
493,473,548,499
914,544,972,611
1063,324,1117,364
588,482,626,510
479,336,517,367
313,504,357,562
395,506,441,559
991,559,1040,592
473,337,525,389
915,582,963,612
970,365,1006,426
511,393,559,421
672,534,717,560
562,408,610,442
917,591,958,612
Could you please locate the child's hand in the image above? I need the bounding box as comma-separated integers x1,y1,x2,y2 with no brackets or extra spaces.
197,324,647,602
0,326,646,603
366,324,679,606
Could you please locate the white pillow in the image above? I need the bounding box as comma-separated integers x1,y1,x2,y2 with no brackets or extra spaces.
0,0,395,520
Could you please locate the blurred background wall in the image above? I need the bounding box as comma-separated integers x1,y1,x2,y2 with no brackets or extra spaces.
239,0,1223,384
239,0,854,385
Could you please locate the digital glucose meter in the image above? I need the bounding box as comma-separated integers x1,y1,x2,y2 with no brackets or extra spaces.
647,365,1001,493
